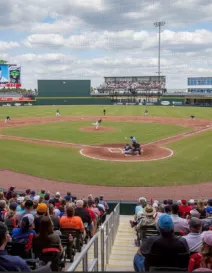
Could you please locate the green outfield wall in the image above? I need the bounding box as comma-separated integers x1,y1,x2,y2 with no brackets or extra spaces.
38,80,91,97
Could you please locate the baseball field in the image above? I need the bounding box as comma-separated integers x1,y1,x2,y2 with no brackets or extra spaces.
0,105,212,190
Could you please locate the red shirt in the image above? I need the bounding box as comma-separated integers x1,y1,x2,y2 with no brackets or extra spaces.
179,205,191,218
85,208,96,222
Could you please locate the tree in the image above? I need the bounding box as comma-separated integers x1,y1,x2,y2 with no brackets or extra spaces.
0,60,7,64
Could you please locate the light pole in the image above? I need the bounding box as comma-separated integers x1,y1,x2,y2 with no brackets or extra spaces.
154,21,165,93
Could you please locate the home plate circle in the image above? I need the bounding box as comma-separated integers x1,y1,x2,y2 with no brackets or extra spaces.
80,144,174,162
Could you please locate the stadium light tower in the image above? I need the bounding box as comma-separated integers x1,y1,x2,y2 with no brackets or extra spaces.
154,21,165,90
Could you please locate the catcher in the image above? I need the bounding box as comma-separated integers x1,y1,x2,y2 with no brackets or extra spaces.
123,144,132,154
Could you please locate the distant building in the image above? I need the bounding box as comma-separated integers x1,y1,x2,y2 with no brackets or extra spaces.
188,77,212,93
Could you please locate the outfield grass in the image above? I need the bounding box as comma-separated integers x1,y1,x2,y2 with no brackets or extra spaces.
0,130,212,186
1,121,189,144
0,105,212,119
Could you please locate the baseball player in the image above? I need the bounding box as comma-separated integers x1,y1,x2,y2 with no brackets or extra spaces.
5,116,11,123
190,115,195,120
103,109,106,116
130,136,137,144
56,109,60,117
123,144,132,154
92,119,102,130
144,109,148,116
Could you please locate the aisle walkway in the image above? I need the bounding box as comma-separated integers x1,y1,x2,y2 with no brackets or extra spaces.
106,215,136,271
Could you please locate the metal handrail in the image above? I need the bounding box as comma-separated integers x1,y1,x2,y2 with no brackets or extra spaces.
67,232,99,272
101,203,120,271
66,203,120,272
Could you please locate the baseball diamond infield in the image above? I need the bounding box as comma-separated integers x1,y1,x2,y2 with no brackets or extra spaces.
0,115,212,200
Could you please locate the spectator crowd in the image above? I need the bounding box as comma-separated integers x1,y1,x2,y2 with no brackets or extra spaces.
0,186,109,271
132,197,212,272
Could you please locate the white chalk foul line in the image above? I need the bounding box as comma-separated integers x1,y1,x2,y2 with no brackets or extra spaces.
80,147,174,163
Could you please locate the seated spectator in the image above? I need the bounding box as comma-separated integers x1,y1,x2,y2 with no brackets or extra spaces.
64,192,76,202
58,199,66,217
0,200,7,222
188,199,196,209
16,197,25,214
43,193,50,204
199,231,212,270
60,205,84,233
83,200,96,236
134,197,147,221
190,209,201,218
51,192,61,208
33,215,63,255
197,199,206,218
25,189,31,197
0,222,31,271
167,199,173,206
202,206,212,231
94,198,105,216
34,203,48,233
183,217,204,253
164,205,171,215
88,200,100,217
29,191,36,201
38,189,46,198
135,205,156,231
4,202,18,229
75,200,92,226
12,214,36,243
0,191,7,202
49,204,60,231
154,204,165,221
171,204,190,234
179,200,191,218
99,195,109,211
16,199,36,226
133,214,189,272
5,186,15,200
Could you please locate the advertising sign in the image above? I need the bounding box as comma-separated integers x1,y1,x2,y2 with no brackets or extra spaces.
9,65,21,84
0,64,9,84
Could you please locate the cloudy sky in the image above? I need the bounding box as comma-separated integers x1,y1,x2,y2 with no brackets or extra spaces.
1,0,212,90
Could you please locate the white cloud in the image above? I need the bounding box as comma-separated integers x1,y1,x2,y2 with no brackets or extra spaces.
0,41,19,51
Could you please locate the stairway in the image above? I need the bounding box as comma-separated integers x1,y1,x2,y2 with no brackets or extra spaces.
106,215,136,271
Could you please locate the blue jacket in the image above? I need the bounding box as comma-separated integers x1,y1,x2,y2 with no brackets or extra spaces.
0,250,31,271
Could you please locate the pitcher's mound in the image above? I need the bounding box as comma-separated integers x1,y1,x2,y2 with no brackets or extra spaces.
79,126,116,132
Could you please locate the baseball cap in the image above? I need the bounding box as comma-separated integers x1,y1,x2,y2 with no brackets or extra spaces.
9,202,18,210
202,231,212,246
158,214,174,231
206,206,212,214
55,192,60,197
22,214,34,226
17,197,24,203
189,199,195,204
181,200,187,205
31,191,35,195
37,203,47,213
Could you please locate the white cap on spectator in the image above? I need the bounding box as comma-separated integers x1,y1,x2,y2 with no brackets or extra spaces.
34,195,40,201
17,197,24,203
177,200,182,205
139,197,146,202
54,208,60,216
76,200,83,208
55,192,60,197
189,199,195,204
